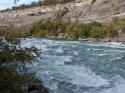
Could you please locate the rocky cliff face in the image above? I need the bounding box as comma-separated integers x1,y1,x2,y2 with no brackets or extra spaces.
65,0,125,23
0,0,125,27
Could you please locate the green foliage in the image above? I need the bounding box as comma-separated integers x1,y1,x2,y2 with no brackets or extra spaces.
102,24,118,37
33,29,49,37
91,26,102,38
0,68,38,93
67,31,79,39
78,24,91,38
0,19,120,40
41,0,75,5
89,21,102,27
0,37,47,93
0,38,39,65
27,19,119,39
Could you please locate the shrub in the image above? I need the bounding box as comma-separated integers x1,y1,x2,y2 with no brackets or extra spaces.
67,31,79,39
91,26,102,38
89,21,102,27
79,24,91,38
41,0,75,5
103,23,118,37
0,19,120,40
0,37,48,93
33,29,49,38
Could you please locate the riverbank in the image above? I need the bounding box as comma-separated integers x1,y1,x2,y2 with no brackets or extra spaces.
0,0,125,41
1,19,125,42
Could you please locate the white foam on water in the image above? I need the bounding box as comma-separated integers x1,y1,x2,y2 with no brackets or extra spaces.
73,51,79,56
93,53,107,56
43,70,49,75
36,60,110,89
55,47,63,53
99,75,125,93
35,45,47,51
54,60,65,65
21,42,33,48
84,42,125,48
54,56,72,65
21,38,125,93
102,84,125,93
112,56,123,60
85,48,103,51
56,65,110,88
21,38,48,51
22,38,125,49
106,42,125,48
64,56,73,62
110,42,122,46
25,62,38,67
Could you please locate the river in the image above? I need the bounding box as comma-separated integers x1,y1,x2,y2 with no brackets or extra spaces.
21,38,125,93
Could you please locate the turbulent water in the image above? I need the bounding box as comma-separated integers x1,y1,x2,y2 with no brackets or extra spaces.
21,38,125,93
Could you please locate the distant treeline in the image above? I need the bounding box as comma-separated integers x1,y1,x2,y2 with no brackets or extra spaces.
41,0,75,5
12,1,42,10
11,0,75,10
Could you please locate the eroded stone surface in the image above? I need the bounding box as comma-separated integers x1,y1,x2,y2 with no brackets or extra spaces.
0,0,125,27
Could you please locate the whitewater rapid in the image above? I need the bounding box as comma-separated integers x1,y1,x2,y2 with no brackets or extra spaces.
21,38,125,93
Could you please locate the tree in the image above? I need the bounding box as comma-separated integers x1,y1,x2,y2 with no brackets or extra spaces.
0,37,48,93
14,0,19,4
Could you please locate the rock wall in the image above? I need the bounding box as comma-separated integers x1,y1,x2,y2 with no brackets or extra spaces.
0,0,125,27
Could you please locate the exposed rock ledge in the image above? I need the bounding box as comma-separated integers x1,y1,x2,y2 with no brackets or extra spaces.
1,0,125,41
0,0,125,27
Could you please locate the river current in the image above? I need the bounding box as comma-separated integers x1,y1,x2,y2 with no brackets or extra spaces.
21,38,125,93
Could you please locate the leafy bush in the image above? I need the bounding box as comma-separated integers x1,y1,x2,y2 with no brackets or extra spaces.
0,19,119,40
89,21,102,27
28,19,119,39
91,26,102,38
33,29,49,38
102,24,118,37
41,0,75,5
0,37,48,93
78,24,91,38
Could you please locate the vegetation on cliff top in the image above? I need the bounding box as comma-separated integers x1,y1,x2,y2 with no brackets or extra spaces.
11,0,75,10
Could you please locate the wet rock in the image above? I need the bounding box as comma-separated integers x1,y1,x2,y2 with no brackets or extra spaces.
28,85,49,93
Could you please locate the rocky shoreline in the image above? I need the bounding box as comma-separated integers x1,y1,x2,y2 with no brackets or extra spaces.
1,0,125,42
27,36,124,42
